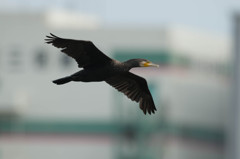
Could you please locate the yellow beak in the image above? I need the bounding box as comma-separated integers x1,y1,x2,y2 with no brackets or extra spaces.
143,62,159,67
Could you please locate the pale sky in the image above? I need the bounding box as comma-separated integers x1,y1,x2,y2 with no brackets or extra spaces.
1,0,240,35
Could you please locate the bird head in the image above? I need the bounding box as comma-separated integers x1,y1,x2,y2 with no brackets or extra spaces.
124,59,159,69
139,59,159,68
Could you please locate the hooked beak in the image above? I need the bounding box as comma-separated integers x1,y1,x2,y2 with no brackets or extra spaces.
143,61,159,67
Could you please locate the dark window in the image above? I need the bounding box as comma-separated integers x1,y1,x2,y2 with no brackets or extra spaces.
60,54,73,68
34,49,48,69
9,49,21,67
8,47,23,73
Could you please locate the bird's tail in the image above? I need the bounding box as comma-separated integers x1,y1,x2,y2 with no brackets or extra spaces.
53,76,72,85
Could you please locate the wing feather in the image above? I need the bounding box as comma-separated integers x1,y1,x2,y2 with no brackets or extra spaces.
45,33,112,69
105,72,157,115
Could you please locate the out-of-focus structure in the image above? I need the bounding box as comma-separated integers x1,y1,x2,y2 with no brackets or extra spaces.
228,13,240,159
0,11,230,159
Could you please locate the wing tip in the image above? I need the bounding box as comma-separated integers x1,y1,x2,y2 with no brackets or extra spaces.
144,107,156,115
44,33,59,43
139,98,157,115
50,33,58,37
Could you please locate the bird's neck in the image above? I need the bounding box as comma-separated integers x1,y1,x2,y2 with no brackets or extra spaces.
123,60,139,70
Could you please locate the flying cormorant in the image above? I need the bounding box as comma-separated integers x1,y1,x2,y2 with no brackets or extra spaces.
45,33,159,115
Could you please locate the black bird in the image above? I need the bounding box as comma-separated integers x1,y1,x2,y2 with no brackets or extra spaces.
45,33,159,115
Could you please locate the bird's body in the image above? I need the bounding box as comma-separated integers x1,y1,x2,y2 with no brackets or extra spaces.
70,64,116,82
45,34,159,115
57,59,140,82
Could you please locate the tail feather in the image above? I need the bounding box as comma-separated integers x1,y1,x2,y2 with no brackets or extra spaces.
53,76,72,85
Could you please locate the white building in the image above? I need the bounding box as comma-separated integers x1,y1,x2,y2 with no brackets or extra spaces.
0,11,231,159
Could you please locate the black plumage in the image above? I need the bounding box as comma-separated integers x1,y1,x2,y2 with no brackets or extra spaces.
45,33,159,115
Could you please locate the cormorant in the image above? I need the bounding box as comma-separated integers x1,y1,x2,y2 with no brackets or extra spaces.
45,33,159,115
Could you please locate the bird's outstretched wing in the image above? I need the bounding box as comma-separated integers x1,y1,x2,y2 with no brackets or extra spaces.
105,72,157,115
45,33,112,69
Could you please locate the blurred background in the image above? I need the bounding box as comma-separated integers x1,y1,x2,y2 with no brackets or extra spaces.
0,0,239,159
